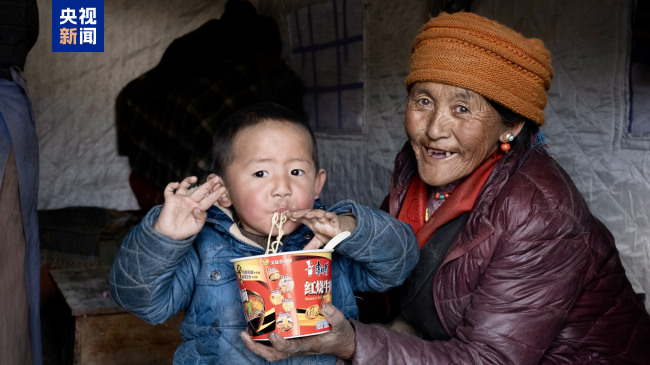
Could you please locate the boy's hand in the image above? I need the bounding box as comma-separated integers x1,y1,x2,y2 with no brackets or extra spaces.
154,175,226,241
288,209,356,250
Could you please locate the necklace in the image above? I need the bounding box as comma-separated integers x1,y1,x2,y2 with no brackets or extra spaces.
434,192,450,200
425,191,452,222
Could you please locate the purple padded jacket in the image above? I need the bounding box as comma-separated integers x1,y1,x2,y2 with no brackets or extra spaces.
350,145,650,364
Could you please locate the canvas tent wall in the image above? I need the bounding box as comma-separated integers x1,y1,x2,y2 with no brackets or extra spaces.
25,0,649,311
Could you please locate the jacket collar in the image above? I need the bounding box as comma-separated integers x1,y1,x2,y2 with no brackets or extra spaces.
443,146,536,264
388,141,533,262
204,200,325,250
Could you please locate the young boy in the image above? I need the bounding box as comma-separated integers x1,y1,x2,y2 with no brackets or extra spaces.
110,102,419,364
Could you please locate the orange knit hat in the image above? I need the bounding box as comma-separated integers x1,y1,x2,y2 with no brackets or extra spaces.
406,12,553,126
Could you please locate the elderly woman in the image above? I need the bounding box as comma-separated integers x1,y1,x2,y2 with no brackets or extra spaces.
242,11,650,364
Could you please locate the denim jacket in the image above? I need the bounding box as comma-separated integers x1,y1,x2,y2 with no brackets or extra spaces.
110,199,418,365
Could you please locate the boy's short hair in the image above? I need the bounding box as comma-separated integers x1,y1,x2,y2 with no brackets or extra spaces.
211,102,319,177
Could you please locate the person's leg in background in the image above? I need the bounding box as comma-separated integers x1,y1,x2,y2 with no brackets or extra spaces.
0,148,33,364
0,73,42,365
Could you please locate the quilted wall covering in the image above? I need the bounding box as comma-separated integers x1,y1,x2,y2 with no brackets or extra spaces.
25,0,649,310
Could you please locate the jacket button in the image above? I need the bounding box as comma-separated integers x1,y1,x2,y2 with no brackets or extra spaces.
210,270,221,281
303,232,314,240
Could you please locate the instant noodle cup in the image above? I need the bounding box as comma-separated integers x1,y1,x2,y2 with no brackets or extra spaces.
230,249,333,340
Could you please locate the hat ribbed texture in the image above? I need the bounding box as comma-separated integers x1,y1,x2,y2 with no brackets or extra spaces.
406,12,553,125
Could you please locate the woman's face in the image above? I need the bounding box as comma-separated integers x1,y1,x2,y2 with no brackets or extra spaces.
405,82,511,187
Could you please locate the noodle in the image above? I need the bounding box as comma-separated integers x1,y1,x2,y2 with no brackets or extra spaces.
265,212,287,255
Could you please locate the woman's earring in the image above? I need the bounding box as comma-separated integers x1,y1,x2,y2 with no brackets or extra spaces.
500,133,514,152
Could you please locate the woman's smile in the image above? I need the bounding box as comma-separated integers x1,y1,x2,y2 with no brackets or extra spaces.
426,147,453,159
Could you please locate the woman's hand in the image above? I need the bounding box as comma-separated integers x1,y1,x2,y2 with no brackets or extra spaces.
240,303,356,361
288,209,357,250
154,175,226,240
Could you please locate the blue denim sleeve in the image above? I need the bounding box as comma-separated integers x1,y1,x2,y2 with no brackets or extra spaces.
327,200,419,292
109,205,200,324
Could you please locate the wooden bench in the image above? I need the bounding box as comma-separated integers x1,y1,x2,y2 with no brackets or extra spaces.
49,267,183,365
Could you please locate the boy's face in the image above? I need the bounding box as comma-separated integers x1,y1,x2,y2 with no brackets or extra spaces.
220,120,326,236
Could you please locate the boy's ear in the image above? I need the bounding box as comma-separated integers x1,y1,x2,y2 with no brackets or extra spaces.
313,168,327,199
208,173,233,207
219,190,233,207
217,178,233,208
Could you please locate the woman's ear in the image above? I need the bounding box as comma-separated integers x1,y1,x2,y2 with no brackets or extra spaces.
313,169,327,199
501,119,526,142
510,120,526,139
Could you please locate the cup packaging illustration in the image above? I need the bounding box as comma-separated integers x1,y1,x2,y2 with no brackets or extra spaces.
231,249,333,340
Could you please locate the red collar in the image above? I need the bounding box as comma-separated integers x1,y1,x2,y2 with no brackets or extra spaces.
398,152,503,249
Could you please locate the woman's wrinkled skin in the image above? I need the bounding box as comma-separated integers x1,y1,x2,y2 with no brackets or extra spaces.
405,82,523,187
